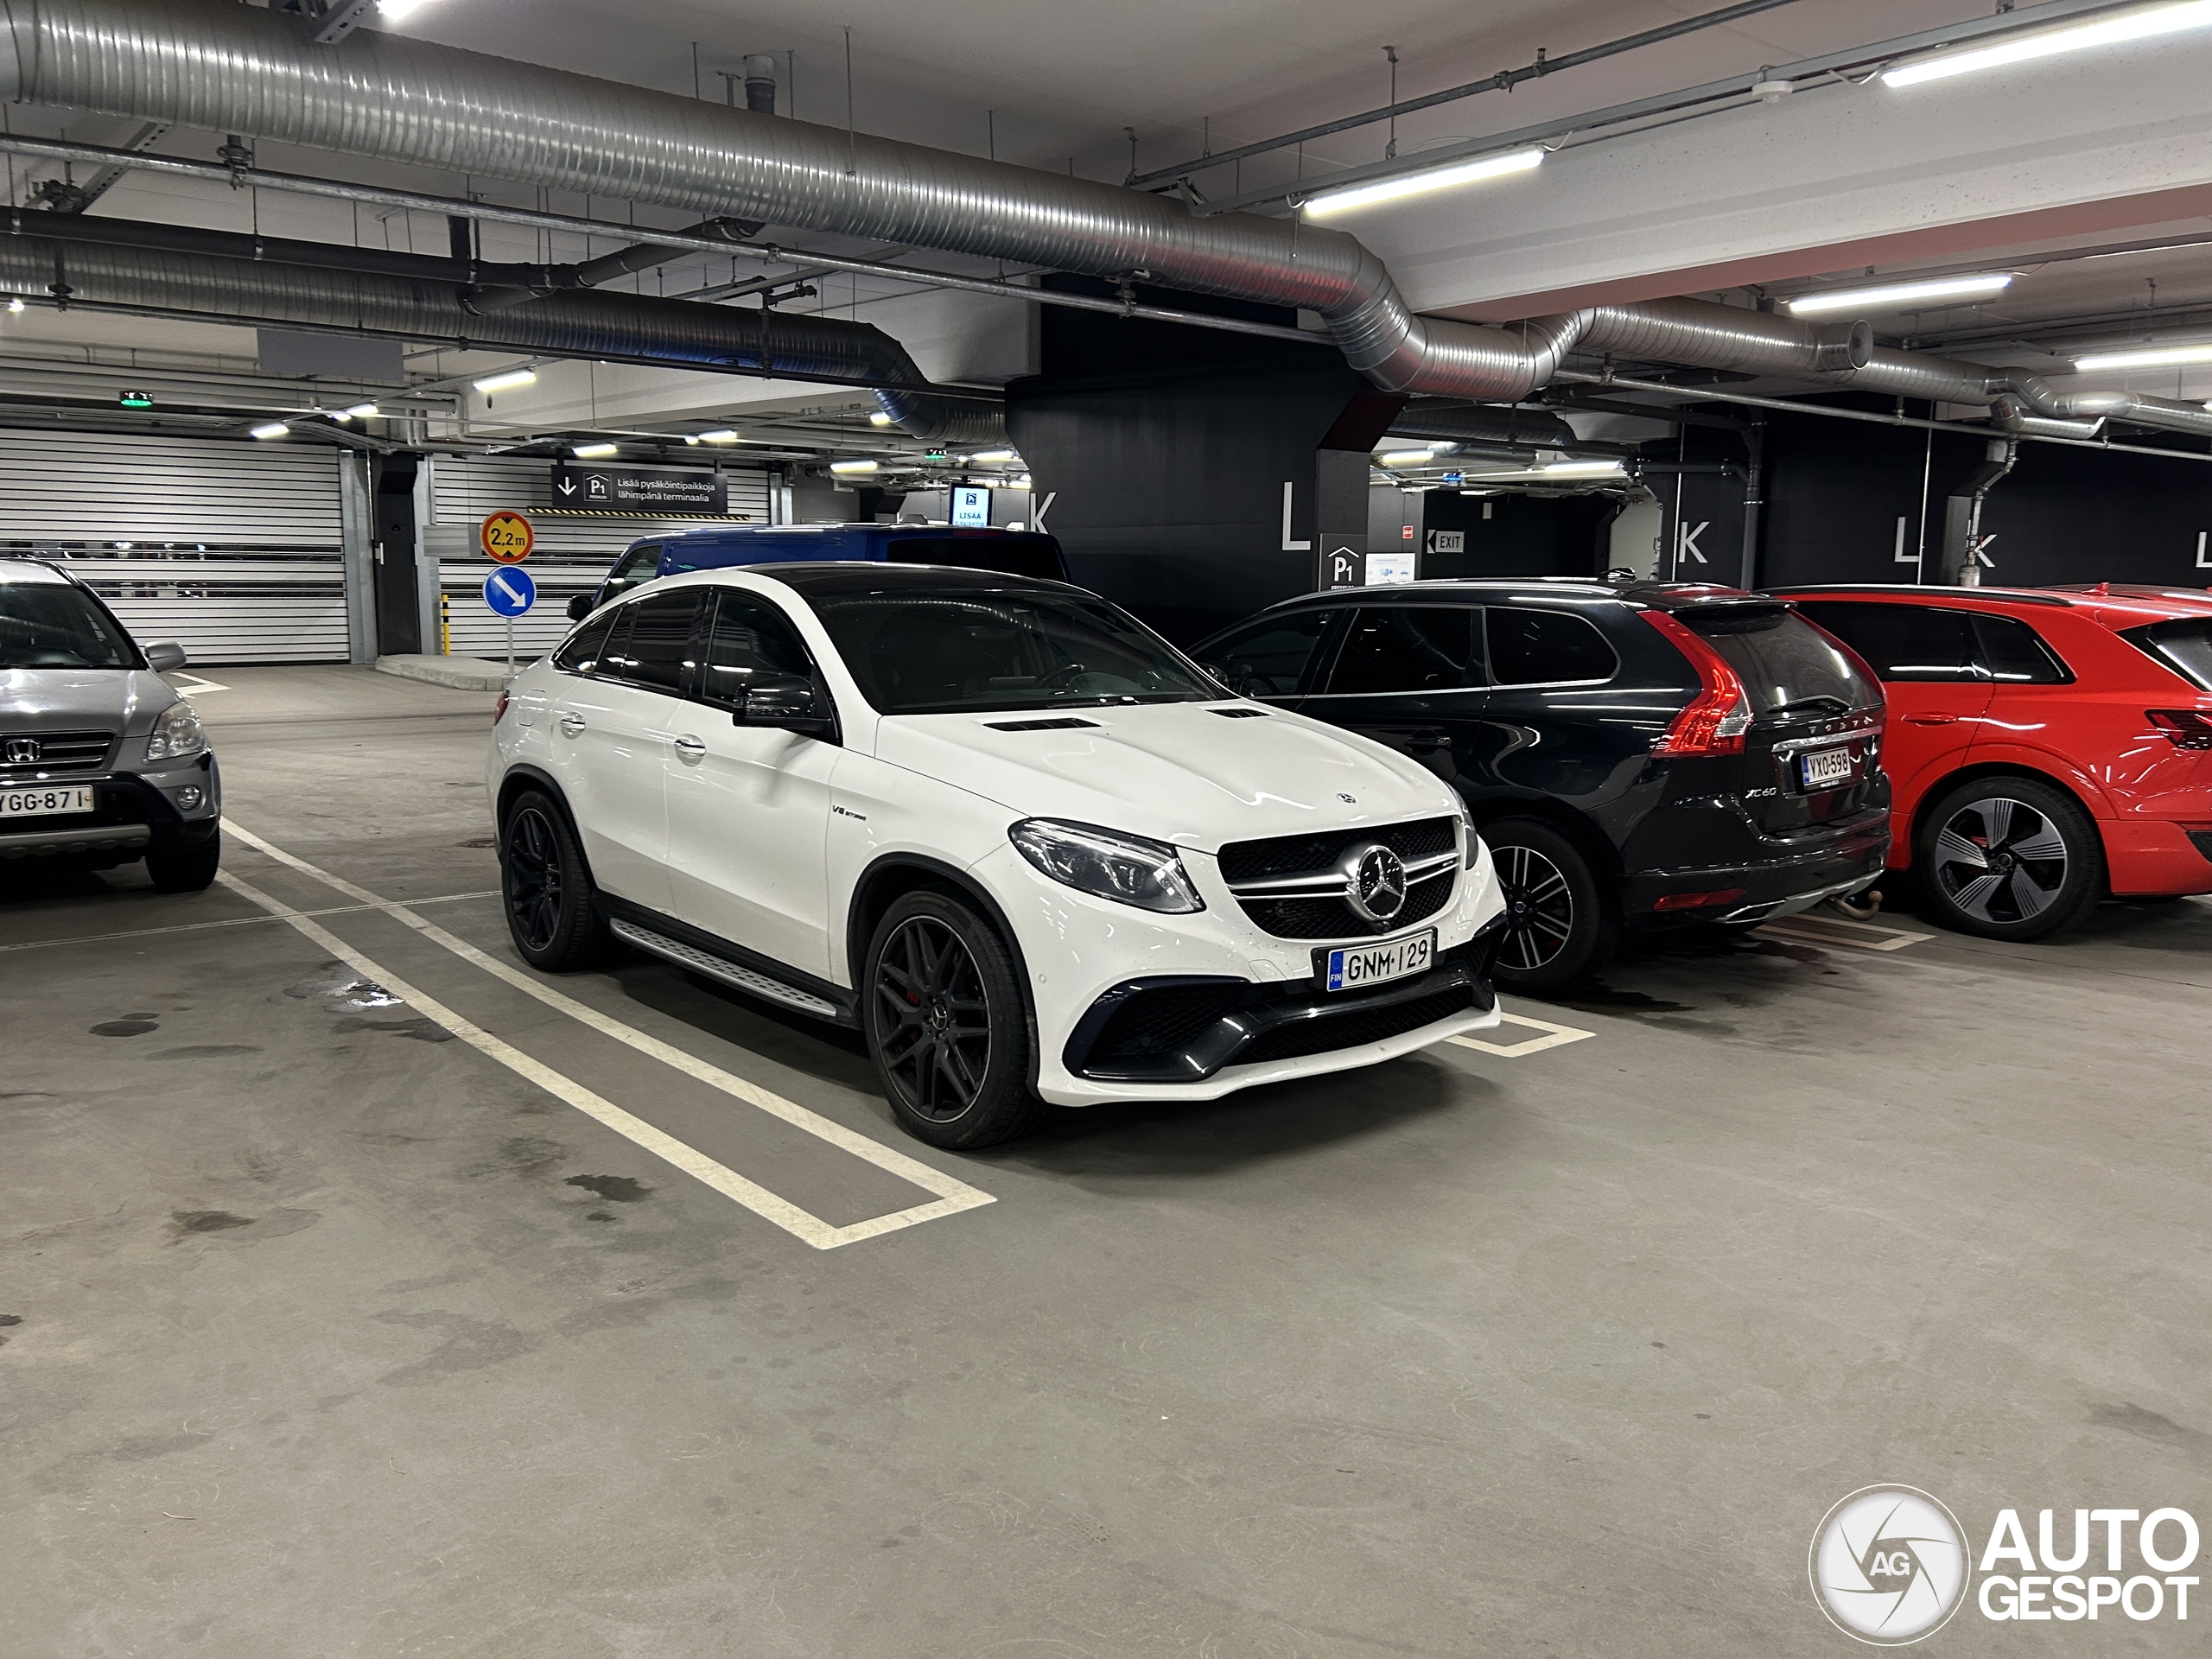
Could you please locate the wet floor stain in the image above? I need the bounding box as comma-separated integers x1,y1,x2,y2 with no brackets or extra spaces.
91,1018,159,1037
166,1208,321,1245
564,1173,652,1203
150,1044,262,1058
0,1313,20,1347
170,1210,254,1235
357,1016,454,1044
287,963,406,1011
585,1210,619,1223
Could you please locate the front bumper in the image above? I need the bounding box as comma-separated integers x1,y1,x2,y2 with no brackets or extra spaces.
1621,805,1889,930
976,836,1506,1108
0,755,220,861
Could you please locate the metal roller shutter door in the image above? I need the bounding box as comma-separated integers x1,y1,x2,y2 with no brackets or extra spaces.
429,455,772,660
0,429,348,664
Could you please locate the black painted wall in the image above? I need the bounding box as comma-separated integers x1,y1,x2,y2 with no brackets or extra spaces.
1418,491,1622,579
1005,279,1395,642
1744,404,2212,589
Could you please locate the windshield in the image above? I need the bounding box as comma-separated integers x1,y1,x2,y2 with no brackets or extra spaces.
810,588,1218,715
1685,604,1875,715
0,581,140,670
2121,617,2212,691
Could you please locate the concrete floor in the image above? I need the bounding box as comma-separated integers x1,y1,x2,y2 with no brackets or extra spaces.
3,665,2207,1657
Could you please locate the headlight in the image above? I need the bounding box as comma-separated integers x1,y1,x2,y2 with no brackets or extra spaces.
1008,818,1205,914
144,699,206,762
1453,795,1483,868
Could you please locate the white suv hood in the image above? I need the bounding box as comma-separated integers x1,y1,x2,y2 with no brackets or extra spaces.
871,701,1459,850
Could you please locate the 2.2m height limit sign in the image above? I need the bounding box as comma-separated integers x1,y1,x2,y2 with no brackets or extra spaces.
480,511,534,564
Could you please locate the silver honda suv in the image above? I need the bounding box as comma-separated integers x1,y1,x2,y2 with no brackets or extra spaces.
0,558,221,890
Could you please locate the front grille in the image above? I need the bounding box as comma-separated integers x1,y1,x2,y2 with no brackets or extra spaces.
1238,870,1455,940
1088,982,1250,1065
0,728,116,778
1236,984,1477,1066
1217,815,1456,884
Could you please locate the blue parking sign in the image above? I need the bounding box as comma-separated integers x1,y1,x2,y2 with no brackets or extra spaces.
482,567,536,616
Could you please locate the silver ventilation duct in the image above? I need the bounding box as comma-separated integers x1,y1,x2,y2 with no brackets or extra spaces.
0,227,1001,442
3,0,2207,440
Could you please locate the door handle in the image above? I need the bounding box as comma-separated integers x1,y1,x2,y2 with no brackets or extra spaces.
557,713,587,736
673,734,708,761
1404,729,1446,755
1905,714,1958,726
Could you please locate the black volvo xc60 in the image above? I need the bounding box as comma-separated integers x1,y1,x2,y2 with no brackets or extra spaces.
1192,581,1891,994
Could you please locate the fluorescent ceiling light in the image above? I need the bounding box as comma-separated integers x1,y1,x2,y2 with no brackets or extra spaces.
968,448,1019,463
249,422,290,440
2073,341,2212,372
868,411,894,426
472,368,537,394
696,429,739,443
1786,273,2013,315
571,442,619,458
830,459,880,475
1305,146,1543,217
1541,460,1626,477
1884,0,2212,87
1012,474,1033,489
344,402,378,418
380,0,434,18
1378,448,1437,467
5,297,22,314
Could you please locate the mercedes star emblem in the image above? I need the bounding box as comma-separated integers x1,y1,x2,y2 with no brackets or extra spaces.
1341,841,1408,922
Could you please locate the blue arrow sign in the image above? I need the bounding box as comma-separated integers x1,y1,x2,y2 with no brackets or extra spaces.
482,567,537,617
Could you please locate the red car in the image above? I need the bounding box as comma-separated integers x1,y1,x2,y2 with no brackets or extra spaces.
1772,583,2212,939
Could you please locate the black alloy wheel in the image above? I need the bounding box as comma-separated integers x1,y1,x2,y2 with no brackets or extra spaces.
500,791,607,970
1482,817,1618,997
1916,775,2103,941
863,890,1042,1148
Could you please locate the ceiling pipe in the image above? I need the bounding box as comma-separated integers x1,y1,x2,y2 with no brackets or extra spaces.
0,226,1003,442
2,2,2207,440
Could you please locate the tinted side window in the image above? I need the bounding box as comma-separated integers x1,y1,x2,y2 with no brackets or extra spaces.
1794,602,1977,682
1484,607,1618,686
1200,610,1338,698
602,544,663,600
552,609,616,674
2121,617,2212,691
1325,607,1479,695
1973,614,2073,684
697,590,817,711
601,591,702,694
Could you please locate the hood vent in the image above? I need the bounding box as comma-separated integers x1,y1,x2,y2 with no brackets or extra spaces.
984,716,1100,732
1211,707,1271,719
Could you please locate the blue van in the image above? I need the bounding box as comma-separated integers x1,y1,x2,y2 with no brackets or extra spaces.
566,523,1069,620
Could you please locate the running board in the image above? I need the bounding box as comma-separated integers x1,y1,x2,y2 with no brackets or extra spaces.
608,918,842,1020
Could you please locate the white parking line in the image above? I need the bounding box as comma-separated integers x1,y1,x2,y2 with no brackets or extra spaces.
1755,912,1935,952
0,891,499,953
218,822,995,1249
1448,1009,1596,1058
169,673,231,695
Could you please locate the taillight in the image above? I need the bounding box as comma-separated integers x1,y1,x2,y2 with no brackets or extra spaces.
493,690,510,725
2147,709,2212,749
1641,611,1753,757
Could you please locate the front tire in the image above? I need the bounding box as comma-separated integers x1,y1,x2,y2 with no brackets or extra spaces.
145,830,220,893
1484,817,1618,996
500,791,607,969
1915,775,2104,941
863,889,1042,1149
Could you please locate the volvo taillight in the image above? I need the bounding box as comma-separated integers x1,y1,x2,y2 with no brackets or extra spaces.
1641,611,1753,757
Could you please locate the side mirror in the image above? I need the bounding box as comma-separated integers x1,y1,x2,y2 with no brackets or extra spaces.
735,673,836,738
143,640,188,673
566,594,594,622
